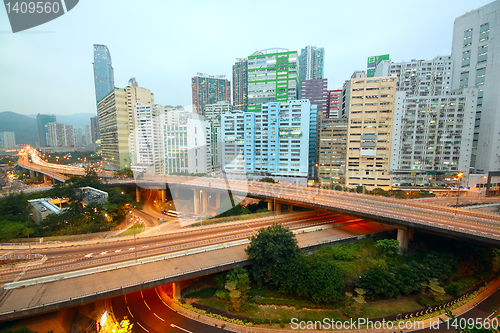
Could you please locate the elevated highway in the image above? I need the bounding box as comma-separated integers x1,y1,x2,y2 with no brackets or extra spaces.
17,146,500,247
0,211,392,321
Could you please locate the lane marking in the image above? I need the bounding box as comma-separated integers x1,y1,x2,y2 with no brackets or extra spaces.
153,312,165,321
140,290,144,298
124,294,127,303
155,288,175,310
144,300,150,310
137,322,149,332
170,324,192,333
127,306,134,318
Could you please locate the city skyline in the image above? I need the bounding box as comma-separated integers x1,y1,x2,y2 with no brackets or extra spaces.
0,0,493,115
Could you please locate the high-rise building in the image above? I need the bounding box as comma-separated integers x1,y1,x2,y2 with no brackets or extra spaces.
36,114,56,147
232,59,248,112
47,123,75,147
367,54,390,77
301,78,327,178
75,127,84,147
247,48,299,112
388,56,453,97
299,46,324,90
132,103,164,175
163,110,212,175
0,132,16,150
93,44,115,103
204,101,235,172
191,73,230,116
451,1,500,174
340,71,366,118
317,114,347,187
221,99,316,185
345,76,397,190
90,116,100,143
65,124,76,147
391,89,477,185
126,85,154,166
301,79,328,116
98,88,129,170
84,123,92,145
327,89,342,118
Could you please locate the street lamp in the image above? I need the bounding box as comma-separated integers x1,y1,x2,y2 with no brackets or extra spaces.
129,205,137,262
26,213,33,260
455,172,464,216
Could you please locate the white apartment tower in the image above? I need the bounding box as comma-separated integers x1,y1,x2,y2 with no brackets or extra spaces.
451,1,500,174
389,56,453,97
204,101,235,172
164,110,212,175
132,103,164,175
391,89,477,185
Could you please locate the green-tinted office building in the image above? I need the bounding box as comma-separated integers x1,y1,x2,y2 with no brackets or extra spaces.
247,48,299,112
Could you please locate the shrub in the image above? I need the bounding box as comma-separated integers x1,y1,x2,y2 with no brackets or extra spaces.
444,282,461,297
215,289,229,300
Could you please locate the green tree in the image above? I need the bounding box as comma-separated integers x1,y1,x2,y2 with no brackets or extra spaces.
224,266,251,311
376,239,400,256
301,255,344,303
352,288,366,315
428,278,445,302
245,223,300,291
334,184,343,191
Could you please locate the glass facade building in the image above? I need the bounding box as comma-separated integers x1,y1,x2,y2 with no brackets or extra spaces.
36,113,56,147
93,44,115,103
299,46,324,88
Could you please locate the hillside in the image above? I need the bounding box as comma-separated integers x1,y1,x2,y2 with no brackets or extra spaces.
0,112,37,146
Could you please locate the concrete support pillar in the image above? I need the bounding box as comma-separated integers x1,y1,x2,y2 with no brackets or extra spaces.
397,229,409,249
288,205,293,213
216,193,221,209
202,191,208,213
136,187,141,203
173,282,181,300
160,190,166,203
194,190,200,214
275,203,281,214
174,188,179,198
43,174,48,183
29,170,35,178
267,200,273,211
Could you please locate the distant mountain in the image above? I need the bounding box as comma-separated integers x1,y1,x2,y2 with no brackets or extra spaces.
25,113,97,128
0,112,37,146
55,113,97,127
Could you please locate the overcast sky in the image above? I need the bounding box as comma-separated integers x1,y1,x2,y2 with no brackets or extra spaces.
0,0,493,116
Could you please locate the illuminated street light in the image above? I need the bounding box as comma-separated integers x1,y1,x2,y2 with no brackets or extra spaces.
455,172,464,216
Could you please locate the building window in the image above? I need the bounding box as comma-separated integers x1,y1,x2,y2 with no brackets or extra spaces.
480,23,489,42
463,28,473,47
460,71,469,88
478,45,488,63
462,50,471,67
